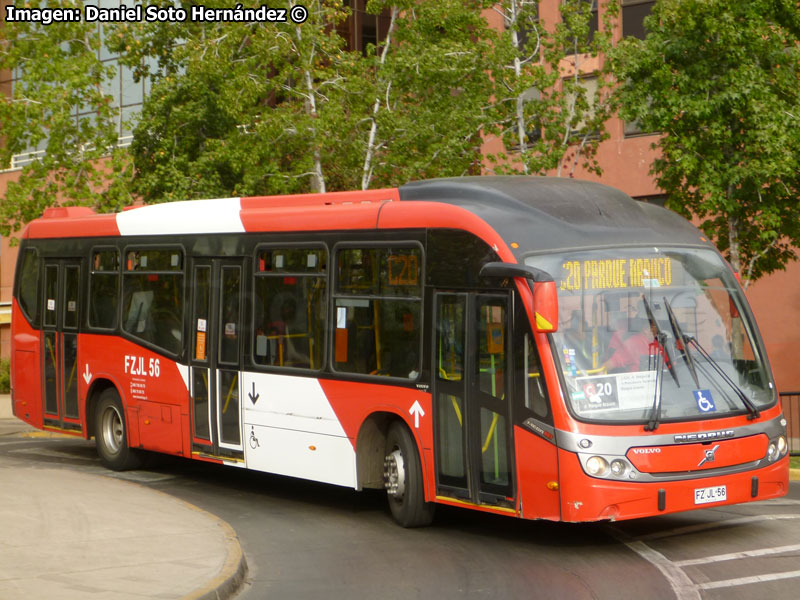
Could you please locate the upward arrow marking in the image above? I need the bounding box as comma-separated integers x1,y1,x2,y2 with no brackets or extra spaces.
409,400,425,429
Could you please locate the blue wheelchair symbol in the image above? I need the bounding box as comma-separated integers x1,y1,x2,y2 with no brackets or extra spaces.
693,390,716,413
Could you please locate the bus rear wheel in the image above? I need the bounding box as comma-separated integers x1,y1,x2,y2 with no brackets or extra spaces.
95,388,141,471
384,421,434,528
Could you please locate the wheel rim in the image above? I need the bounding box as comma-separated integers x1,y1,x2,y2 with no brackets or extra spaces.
384,448,406,500
101,405,124,455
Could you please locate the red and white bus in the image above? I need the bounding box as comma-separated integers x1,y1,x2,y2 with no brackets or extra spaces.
11,176,789,526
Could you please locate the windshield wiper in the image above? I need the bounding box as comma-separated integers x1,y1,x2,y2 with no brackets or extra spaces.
641,295,678,431
684,336,762,420
663,297,700,388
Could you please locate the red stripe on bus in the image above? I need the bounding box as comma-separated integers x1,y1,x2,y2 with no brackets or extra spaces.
23,214,121,239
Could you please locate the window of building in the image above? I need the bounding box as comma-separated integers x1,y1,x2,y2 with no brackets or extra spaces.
89,248,120,330
634,194,667,207
253,247,327,370
339,0,393,56
622,0,655,40
563,0,599,46
122,248,184,355
565,75,599,135
333,245,422,379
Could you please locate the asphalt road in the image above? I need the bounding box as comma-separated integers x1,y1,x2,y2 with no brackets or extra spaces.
2,434,798,600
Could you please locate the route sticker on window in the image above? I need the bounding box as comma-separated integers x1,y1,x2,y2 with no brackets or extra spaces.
575,375,619,411
693,389,716,413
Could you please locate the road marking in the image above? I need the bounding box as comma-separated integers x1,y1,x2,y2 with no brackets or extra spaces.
674,543,800,567
622,540,702,600
610,514,800,598
638,514,800,541
697,570,800,590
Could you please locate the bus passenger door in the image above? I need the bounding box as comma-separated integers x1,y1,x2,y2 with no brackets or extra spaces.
41,259,82,431
433,292,515,508
189,259,244,459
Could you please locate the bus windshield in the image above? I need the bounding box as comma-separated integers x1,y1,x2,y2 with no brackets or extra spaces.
525,247,775,423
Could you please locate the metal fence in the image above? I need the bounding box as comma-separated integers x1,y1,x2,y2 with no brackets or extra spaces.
780,392,800,455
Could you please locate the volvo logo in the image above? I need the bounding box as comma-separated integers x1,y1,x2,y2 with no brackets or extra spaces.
674,429,735,444
698,444,721,467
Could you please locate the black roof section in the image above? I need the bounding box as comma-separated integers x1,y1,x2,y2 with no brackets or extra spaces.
399,176,709,258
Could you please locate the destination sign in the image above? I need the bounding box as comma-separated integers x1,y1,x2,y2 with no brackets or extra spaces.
559,257,673,291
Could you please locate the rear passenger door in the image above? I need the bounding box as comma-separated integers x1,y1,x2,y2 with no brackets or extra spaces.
41,259,82,431
189,259,245,459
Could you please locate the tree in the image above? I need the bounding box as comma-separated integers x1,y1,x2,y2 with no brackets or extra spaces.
113,0,498,202
489,0,619,178
0,0,134,239
612,0,800,285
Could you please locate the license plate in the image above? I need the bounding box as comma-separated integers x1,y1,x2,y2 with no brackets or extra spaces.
694,485,727,505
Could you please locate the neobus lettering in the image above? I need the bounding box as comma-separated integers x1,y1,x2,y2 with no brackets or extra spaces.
124,355,161,377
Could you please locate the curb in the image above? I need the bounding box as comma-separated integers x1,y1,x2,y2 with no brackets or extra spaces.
790,468,800,482
132,484,249,600
186,515,249,600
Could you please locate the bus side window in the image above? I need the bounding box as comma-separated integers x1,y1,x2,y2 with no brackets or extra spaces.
89,249,120,329
121,248,184,355
333,246,422,379
253,247,327,370
17,247,41,326
525,333,550,420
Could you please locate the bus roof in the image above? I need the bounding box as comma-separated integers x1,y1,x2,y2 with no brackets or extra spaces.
399,177,710,256
23,176,709,258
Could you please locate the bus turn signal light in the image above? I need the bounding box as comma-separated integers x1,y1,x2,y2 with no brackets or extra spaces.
546,481,559,491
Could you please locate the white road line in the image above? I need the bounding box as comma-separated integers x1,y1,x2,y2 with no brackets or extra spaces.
622,540,702,600
697,570,800,590
638,514,800,541
674,543,800,567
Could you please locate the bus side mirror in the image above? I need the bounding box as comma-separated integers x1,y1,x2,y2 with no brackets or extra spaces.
533,280,558,333
479,262,559,333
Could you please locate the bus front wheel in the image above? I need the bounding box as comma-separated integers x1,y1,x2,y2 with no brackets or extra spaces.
384,421,434,527
94,388,141,471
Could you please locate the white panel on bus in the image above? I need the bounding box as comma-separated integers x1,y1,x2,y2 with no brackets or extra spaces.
241,372,347,437
116,197,245,235
241,372,357,488
244,424,357,488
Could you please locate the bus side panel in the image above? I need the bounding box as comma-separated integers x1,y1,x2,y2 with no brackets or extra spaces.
514,427,561,521
11,299,43,428
79,334,190,456
320,379,436,500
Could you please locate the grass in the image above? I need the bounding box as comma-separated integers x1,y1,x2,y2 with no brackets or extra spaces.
791,456,800,470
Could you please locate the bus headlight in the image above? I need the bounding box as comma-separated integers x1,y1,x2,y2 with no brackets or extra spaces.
767,442,777,461
777,436,787,456
586,456,609,476
610,459,629,477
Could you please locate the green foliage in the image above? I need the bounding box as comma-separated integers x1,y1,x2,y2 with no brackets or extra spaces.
612,0,800,282
109,0,499,200
489,0,620,177
1,0,622,227
0,0,135,238
0,359,9,394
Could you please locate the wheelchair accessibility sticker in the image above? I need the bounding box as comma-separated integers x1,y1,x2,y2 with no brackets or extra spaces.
693,389,716,413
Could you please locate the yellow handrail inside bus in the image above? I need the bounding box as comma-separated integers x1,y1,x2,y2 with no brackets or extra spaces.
222,373,238,414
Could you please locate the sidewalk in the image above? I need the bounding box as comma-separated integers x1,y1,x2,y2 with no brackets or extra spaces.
0,395,247,600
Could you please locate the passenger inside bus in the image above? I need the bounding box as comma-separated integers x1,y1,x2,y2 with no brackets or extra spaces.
602,317,654,373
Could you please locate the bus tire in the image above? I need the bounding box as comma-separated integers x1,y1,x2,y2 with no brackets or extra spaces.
94,388,141,471
384,421,434,528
